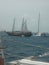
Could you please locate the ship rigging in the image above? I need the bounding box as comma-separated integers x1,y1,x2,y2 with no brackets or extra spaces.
6,18,32,37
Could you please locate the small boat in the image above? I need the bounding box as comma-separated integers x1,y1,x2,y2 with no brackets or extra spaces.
41,33,49,37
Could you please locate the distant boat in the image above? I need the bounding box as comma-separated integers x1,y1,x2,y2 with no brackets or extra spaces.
33,13,41,36
33,32,41,36
41,33,49,37
6,18,32,37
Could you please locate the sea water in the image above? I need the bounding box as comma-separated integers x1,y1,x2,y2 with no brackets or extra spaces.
0,32,49,62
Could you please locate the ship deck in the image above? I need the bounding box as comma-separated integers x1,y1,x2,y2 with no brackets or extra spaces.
7,58,49,65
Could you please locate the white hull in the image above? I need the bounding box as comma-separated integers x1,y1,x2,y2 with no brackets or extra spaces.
33,33,41,36
7,57,49,65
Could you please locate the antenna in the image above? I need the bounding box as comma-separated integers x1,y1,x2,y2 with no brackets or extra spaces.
12,18,15,32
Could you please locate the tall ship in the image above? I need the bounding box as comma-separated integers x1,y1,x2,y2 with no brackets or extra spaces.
6,18,32,37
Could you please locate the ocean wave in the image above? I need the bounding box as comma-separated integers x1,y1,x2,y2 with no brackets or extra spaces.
38,52,49,57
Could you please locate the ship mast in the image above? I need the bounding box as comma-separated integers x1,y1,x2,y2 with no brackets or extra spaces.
21,17,25,32
21,18,28,32
25,19,28,32
12,18,15,32
38,13,40,33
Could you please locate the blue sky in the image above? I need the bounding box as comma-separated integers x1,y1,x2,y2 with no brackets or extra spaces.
0,0,49,32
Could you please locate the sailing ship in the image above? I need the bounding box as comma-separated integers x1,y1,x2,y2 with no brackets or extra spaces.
6,18,32,37
32,13,49,37
33,13,41,36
